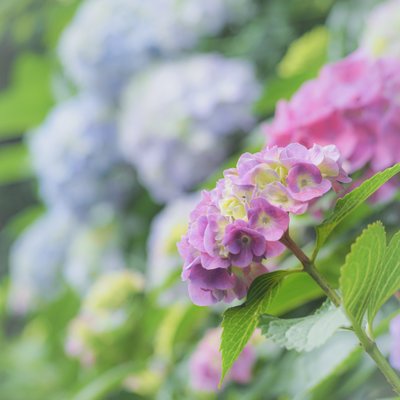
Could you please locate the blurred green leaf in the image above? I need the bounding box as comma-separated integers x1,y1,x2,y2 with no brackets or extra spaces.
154,303,208,361
220,270,293,384
1,205,43,236
0,143,32,183
277,26,329,78
43,0,80,49
255,26,328,116
289,331,360,396
0,53,53,136
260,300,349,352
314,163,400,257
255,72,314,116
73,362,137,400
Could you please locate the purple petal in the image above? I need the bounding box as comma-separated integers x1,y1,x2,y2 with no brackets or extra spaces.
188,264,235,290
188,284,217,306
231,245,253,268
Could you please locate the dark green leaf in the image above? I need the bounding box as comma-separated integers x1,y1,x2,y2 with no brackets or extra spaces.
220,270,293,384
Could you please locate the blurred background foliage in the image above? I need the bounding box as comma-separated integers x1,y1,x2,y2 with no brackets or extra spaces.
0,0,398,399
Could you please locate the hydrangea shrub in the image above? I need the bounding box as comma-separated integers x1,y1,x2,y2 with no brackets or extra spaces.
118,54,260,202
59,0,252,96
28,96,135,217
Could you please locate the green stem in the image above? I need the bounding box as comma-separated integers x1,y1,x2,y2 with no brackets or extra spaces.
352,321,400,395
280,230,400,395
280,231,341,307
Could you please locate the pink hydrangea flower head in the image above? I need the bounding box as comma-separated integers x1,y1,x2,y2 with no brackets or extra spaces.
178,143,350,306
390,314,400,371
189,327,256,392
266,52,400,201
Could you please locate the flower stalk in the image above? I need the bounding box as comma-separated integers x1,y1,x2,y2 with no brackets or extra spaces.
280,231,341,307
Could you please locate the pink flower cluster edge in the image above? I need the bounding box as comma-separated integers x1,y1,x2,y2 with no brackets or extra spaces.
178,143,350,306
266,51,400,202
189,327,256,392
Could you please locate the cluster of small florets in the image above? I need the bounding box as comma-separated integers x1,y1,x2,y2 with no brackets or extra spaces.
7,208,75,314
178,143,350,306
266,52,400,201
65,270,144,366
64,220,125,295
59,0,252,97
7,207,126,315
119,54,260,202
28,96,136,217
189,327,256,392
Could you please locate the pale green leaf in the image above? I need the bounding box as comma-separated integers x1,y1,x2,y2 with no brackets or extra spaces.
255,25,329,116
260,300,349,352
277,26,329,78
291,332,360,397
314,163,400,257
340,222,386,327
220,270,292,384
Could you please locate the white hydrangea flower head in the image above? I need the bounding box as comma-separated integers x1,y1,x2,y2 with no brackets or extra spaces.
147,193,201,289
64,219,126,295
8,208,76,314
58,0,253,96
28,95,136,217
360,0,400,58
118,54,260,202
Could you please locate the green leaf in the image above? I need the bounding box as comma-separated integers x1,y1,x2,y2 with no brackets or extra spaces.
339,221,400,329
267,272,323,315
255,26,329,117
367,231,400,327
220,270,292,384
314,163,400,257
260,300,349,352
340,222,386,327
277,26,329,78
254,72,313,116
